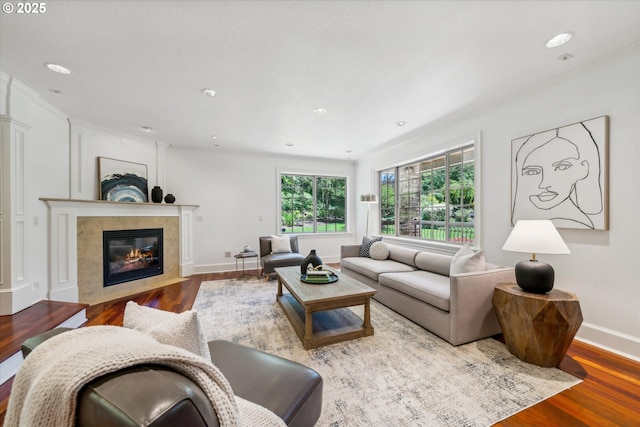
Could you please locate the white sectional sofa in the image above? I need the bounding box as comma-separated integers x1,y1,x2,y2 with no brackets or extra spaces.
340,242,516,346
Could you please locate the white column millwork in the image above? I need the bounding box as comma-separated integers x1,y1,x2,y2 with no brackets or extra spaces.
180,205,195,277
0,115,32,315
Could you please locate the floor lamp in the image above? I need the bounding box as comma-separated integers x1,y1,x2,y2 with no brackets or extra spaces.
360,193,377,236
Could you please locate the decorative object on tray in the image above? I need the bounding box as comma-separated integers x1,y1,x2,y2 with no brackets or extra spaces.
98,157,149,202
300,249,323,274
151,186,163,203
243,245,253,252
164,193,176,204
300,265,337,284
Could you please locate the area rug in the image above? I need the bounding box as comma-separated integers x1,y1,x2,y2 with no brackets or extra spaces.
193,279,581,426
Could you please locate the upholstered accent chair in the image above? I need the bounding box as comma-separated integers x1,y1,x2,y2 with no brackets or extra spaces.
259,235,305,280
19,329,323,427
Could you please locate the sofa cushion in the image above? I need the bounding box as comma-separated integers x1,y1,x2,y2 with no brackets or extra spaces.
369,241,390,260
123,301,211,360
379,271,451,312
341,257,415,281
450,244,486,274
360,236,382,258
261,252,305,271
270,234,292,253
414,251,453,276
388,245,420,266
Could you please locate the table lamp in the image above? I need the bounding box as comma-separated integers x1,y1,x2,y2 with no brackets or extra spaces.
502,220,570,294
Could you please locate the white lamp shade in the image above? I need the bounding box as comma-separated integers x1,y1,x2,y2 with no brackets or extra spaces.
360,194,377,203
503,220,570,254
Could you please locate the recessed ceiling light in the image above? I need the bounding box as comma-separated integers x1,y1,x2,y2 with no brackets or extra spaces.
285,143,294,147
313,107,328,115
201,88,217,97
211,135,222,140
396,121,407,127
545,32,572,49
140,126,153,132
48,89,63,94
557,53,574,61
44,63,72,75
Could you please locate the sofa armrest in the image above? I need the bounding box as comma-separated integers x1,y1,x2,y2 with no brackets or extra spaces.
340,245,361,260
22,327,73,358
448,267,516,345
77,366,219,427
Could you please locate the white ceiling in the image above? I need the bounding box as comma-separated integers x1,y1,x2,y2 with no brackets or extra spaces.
1,1,639,160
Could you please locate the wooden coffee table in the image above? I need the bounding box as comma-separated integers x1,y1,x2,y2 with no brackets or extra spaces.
275,266,376,350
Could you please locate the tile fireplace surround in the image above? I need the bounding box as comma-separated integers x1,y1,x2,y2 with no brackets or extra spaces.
43,199,198,305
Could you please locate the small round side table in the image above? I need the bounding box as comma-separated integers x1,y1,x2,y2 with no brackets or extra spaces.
492,283,583,368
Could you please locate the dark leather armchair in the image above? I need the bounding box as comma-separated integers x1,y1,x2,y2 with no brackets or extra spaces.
20,329,323,427
259,235,305,279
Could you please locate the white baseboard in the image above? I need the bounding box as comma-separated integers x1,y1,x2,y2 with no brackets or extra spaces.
0,308,86,385
576,322,640,362
0,282,33,315
180,261,195,277
0,351,23,385
59,308,88,329
48,284,79,303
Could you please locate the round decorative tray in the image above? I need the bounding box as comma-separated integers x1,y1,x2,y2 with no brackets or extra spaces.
300,273,338,284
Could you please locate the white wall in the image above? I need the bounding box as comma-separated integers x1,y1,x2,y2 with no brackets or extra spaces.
67,120,165,201
0,73,169,313
356,45,640,360
165,148,356,272
1,44,637,358
1,69,356,316
0,74,69,313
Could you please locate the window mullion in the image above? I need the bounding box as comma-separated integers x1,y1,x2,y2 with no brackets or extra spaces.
445,153,450,241
394,167,399,237
312,176,318,233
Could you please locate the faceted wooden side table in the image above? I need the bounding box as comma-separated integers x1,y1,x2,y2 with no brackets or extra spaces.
492,283,583,368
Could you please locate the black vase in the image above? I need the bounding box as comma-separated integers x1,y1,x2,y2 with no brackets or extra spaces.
301,249,322,274
164,194,176,204
151,186,163,203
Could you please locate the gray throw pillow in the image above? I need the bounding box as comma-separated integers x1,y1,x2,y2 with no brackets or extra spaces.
360,236,383,258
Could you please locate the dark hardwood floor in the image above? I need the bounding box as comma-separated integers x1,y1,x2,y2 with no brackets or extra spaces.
1,270,638,426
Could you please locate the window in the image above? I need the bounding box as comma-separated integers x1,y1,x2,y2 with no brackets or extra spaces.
379,144,475,244
280,174,346,233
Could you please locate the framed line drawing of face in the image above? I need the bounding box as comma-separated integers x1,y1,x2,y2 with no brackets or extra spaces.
510,116,609,230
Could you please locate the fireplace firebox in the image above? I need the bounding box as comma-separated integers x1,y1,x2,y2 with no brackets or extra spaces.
103,228,163,287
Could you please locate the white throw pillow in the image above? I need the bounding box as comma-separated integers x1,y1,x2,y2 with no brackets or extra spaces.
123,301,211,360
360,236,383,258
270,234,292,253
369,241,390,260
450,243,486,274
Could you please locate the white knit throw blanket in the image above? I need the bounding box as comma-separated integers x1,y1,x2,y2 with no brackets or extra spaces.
5,326,286,427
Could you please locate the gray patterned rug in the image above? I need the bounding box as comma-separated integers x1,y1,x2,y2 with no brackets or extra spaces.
193,279,581,426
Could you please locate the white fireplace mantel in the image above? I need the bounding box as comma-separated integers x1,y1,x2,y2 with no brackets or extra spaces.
42,198,198,303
